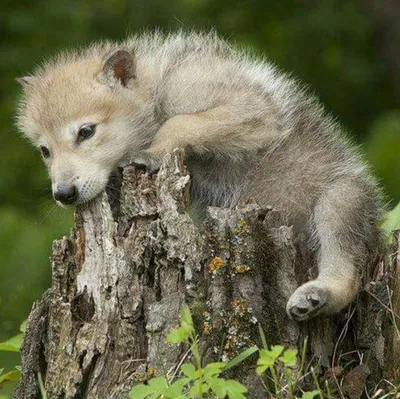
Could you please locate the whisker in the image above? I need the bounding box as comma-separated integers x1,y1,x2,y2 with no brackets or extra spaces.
30,203,59,227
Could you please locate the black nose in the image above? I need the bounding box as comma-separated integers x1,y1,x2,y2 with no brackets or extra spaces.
53,184,78,205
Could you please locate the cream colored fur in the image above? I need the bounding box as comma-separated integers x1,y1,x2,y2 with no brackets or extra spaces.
16,31,384,321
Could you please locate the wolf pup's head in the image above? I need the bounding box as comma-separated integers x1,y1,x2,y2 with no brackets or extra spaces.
16,47,155,206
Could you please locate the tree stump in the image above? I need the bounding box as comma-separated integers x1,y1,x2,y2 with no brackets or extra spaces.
15,150,399,399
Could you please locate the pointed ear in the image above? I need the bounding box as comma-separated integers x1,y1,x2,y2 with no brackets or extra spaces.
100,50,136,87
16,76,35,87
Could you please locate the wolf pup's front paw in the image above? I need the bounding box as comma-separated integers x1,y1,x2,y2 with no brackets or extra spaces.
123,151,163,175
286,281,330,321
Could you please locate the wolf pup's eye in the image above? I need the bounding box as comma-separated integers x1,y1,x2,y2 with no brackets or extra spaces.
77,124,96,143
40,146,50,159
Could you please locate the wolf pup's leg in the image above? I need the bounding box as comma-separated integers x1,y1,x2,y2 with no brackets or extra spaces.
286,178,377,321
134,104,278,171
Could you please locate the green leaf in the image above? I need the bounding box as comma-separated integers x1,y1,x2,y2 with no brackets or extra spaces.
225,379,247,399
181,363,196,378
0,368,21,387
258,324,268,349
190,380,209,397
167,306,196,344
167,377,191,396
38,371,47,399
224,346,258,372
256,346,284,375
208,377,227,398
20,320,28,333
148,376,168,390
382,202,400,234
129,384,153,399
0,333,24,352
180,306,195,336
203,362,225,377
300,390,321,399
130,377,171,399
256,363,269,375
164,377,191,398
269,345,285,358
279,348,298,367
167,327,190,343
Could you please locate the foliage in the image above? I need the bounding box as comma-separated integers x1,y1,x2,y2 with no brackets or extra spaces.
130,307,323,399
130,306,251,399
254,334,326,399
381,201,400,235
0,335,23,353
0,320,25,391
0,369,21,391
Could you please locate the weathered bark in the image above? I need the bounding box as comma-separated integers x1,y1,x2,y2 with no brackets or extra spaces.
15,150,399,398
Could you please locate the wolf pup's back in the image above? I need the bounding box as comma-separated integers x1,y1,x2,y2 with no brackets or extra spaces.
16,31,384,320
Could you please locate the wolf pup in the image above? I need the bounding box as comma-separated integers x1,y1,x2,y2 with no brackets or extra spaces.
16,31,383,321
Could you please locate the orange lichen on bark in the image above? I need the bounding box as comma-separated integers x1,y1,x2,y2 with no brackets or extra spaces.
208,256,225,273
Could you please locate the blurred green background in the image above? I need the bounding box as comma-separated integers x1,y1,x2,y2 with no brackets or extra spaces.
0,0,399,395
